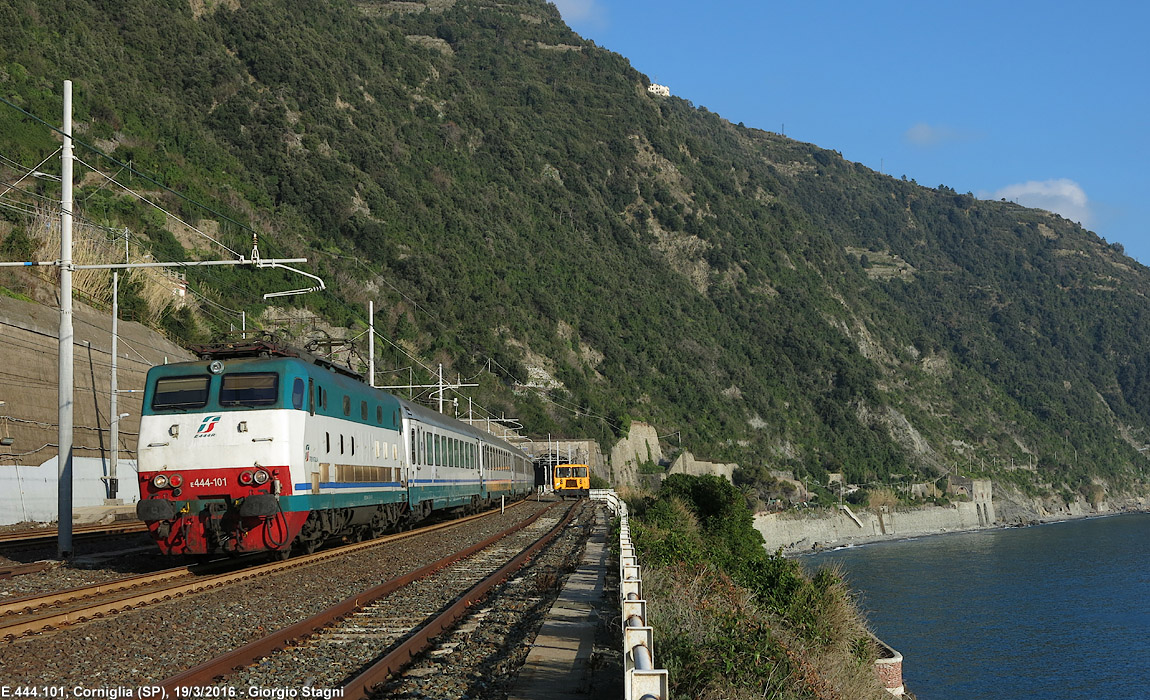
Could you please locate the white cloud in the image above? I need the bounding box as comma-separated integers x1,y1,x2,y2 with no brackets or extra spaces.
550,0,605,25
987,178,1092,225
904,122,971,147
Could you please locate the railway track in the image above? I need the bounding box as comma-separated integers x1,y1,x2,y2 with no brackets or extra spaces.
0,521,147,547
154,501,580,697
0,500,532,642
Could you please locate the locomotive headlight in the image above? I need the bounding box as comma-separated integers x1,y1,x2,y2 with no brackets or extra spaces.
253,469,270,485
239,471,253,485
152,474,170,489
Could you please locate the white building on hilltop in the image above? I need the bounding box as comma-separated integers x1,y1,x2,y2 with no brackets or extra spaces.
647,83,670,97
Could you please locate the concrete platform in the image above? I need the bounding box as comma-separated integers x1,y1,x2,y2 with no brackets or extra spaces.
72,504,139,525
509,505,621,699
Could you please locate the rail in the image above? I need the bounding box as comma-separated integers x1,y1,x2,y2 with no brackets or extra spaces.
590,489,669,700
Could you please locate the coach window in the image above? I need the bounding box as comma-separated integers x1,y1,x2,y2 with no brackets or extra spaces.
410,429,417,464
308,379,315,415
377,406,383,424
361,400,368,420
343,395,351,417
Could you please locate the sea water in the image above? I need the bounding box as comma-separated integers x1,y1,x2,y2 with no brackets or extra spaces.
806,512,1150,699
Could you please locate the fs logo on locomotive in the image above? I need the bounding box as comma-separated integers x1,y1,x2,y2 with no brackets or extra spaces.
195,415,223,438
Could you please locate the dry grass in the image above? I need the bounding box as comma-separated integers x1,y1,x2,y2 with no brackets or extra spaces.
866,488,899,510
24,207,197,324
641,555,889,699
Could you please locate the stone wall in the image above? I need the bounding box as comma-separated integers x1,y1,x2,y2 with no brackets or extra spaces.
873,640,905,696
0,292,191,522
754,501,994,554
0,293,191,470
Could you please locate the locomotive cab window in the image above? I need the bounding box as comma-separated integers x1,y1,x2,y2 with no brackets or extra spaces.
152,376,210,410
220,373,279,407
292,378,305,410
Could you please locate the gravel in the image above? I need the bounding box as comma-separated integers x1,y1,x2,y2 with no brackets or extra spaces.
0,498,571,693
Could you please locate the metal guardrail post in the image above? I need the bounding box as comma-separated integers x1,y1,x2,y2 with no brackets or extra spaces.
591,489,670,700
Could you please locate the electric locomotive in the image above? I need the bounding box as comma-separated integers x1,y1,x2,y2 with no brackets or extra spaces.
134,338,534,556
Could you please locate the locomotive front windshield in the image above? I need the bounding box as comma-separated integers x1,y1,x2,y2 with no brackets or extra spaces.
149,370,284,412
556,465,588,478
220,372,279,407
152,376,210,409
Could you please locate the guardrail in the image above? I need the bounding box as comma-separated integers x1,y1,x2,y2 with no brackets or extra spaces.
590,489,670,700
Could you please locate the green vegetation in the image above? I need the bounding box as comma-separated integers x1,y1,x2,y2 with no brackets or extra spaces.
630,475,888,698
0,0,1147,501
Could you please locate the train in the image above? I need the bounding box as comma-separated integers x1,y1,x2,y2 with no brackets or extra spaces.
134,337,535,556
552,464,590,499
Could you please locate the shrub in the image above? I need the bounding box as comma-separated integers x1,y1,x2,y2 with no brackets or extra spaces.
630,474,889,698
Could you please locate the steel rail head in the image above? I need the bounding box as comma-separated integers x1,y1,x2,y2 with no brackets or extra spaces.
155,501,565,692
340,502,581,699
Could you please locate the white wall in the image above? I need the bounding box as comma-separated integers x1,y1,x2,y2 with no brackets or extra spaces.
755,502,989,555
0,456,140,525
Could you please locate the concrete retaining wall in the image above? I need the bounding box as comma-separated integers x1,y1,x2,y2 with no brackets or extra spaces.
755,501,991,554
0,456,140,525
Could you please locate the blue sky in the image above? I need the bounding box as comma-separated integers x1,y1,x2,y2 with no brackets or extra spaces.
553,1,1150,262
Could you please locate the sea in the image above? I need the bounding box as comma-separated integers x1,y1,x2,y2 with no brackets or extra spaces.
805,512,1150,699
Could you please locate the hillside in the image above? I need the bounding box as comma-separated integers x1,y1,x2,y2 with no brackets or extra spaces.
1,0,1149,503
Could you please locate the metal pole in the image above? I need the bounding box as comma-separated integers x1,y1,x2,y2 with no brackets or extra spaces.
108,270,119,502
437,363,444,414
58,80,74,560
241,310,246,340
368,301,375,388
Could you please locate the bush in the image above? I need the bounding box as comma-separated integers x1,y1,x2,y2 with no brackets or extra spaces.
631,474,889,698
